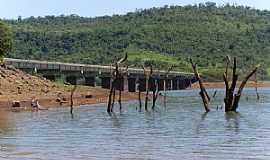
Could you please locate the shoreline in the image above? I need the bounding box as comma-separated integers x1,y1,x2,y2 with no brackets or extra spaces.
2,81,270,112
0,86,138,111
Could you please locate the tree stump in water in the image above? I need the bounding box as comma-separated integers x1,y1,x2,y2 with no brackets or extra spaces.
223,57,259,112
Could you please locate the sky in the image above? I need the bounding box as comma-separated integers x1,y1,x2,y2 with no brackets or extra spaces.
0,0,269,19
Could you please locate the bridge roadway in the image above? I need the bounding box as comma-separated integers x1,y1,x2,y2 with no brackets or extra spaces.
4,58,196,92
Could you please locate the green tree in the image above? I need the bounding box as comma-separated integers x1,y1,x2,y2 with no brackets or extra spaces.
0,21,12,63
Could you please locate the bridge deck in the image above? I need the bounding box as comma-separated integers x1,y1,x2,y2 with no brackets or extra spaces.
4,58,193,77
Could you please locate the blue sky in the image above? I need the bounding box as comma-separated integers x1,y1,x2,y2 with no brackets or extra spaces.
0,0,268,19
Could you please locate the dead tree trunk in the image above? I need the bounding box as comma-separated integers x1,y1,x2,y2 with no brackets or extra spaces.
138,90,142,111
145,77,150,111
190,59,211,112
70,85,77,115
118,89,122,111
254,72,260,100
142,65,153,111
136,78,142,111
223,57,259,112
107,79,115,113
107,53,128,113
152,80,159,110
111,86,116,112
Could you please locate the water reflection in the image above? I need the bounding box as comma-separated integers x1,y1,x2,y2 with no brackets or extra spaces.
109,112,121,128
225,112,240,133
0,111,15,136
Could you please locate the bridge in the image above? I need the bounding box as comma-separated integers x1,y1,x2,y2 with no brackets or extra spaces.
4,58,196,92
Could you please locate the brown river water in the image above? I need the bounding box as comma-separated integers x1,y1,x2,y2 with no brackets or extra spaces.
0,88,270,160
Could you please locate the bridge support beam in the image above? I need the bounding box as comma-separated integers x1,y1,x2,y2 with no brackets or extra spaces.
43,75,56,81
157,79,164,91
178,78,192,89
166,79,172,90
128,78,136,92
101,77,111,89
138,78,146,92
85,77,96,87
115,77,124,91
66,76,77,85
172,79,178,90
149,77,156,91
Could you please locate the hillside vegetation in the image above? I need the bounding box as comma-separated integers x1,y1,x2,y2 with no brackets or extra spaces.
3,2,270,80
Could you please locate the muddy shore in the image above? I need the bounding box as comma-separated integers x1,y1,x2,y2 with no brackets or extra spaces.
0,86,138,111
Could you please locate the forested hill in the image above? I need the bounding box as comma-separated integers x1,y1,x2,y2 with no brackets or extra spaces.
4,2,270,79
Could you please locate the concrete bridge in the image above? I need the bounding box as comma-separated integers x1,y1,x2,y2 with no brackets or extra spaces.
4,58,196,92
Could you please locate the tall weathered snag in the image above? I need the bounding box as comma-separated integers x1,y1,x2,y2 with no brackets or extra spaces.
107,53,128,113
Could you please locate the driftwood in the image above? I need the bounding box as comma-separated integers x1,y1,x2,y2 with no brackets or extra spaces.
223,57,259,112
190,59,211,112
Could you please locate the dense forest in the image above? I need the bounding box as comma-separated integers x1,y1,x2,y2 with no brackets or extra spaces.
3,2,270,80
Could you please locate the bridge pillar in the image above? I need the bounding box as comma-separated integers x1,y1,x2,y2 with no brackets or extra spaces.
149,77,156,91
66,76,77,85
128,78,136,92
115,77,124,91
43,75,56,81
178,78,191,89
101,77,111,89
138,78,146,91
166,79,172,90
85,77,96,87
172,79,178,90
124,76,128,91
157,79,164,91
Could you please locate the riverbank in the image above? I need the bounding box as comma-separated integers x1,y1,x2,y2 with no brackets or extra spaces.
0,65,138,111
0,86,138,111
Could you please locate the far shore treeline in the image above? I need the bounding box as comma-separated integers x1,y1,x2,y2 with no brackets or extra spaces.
2,2,270,80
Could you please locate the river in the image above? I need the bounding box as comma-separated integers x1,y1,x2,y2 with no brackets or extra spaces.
1,88,270,160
